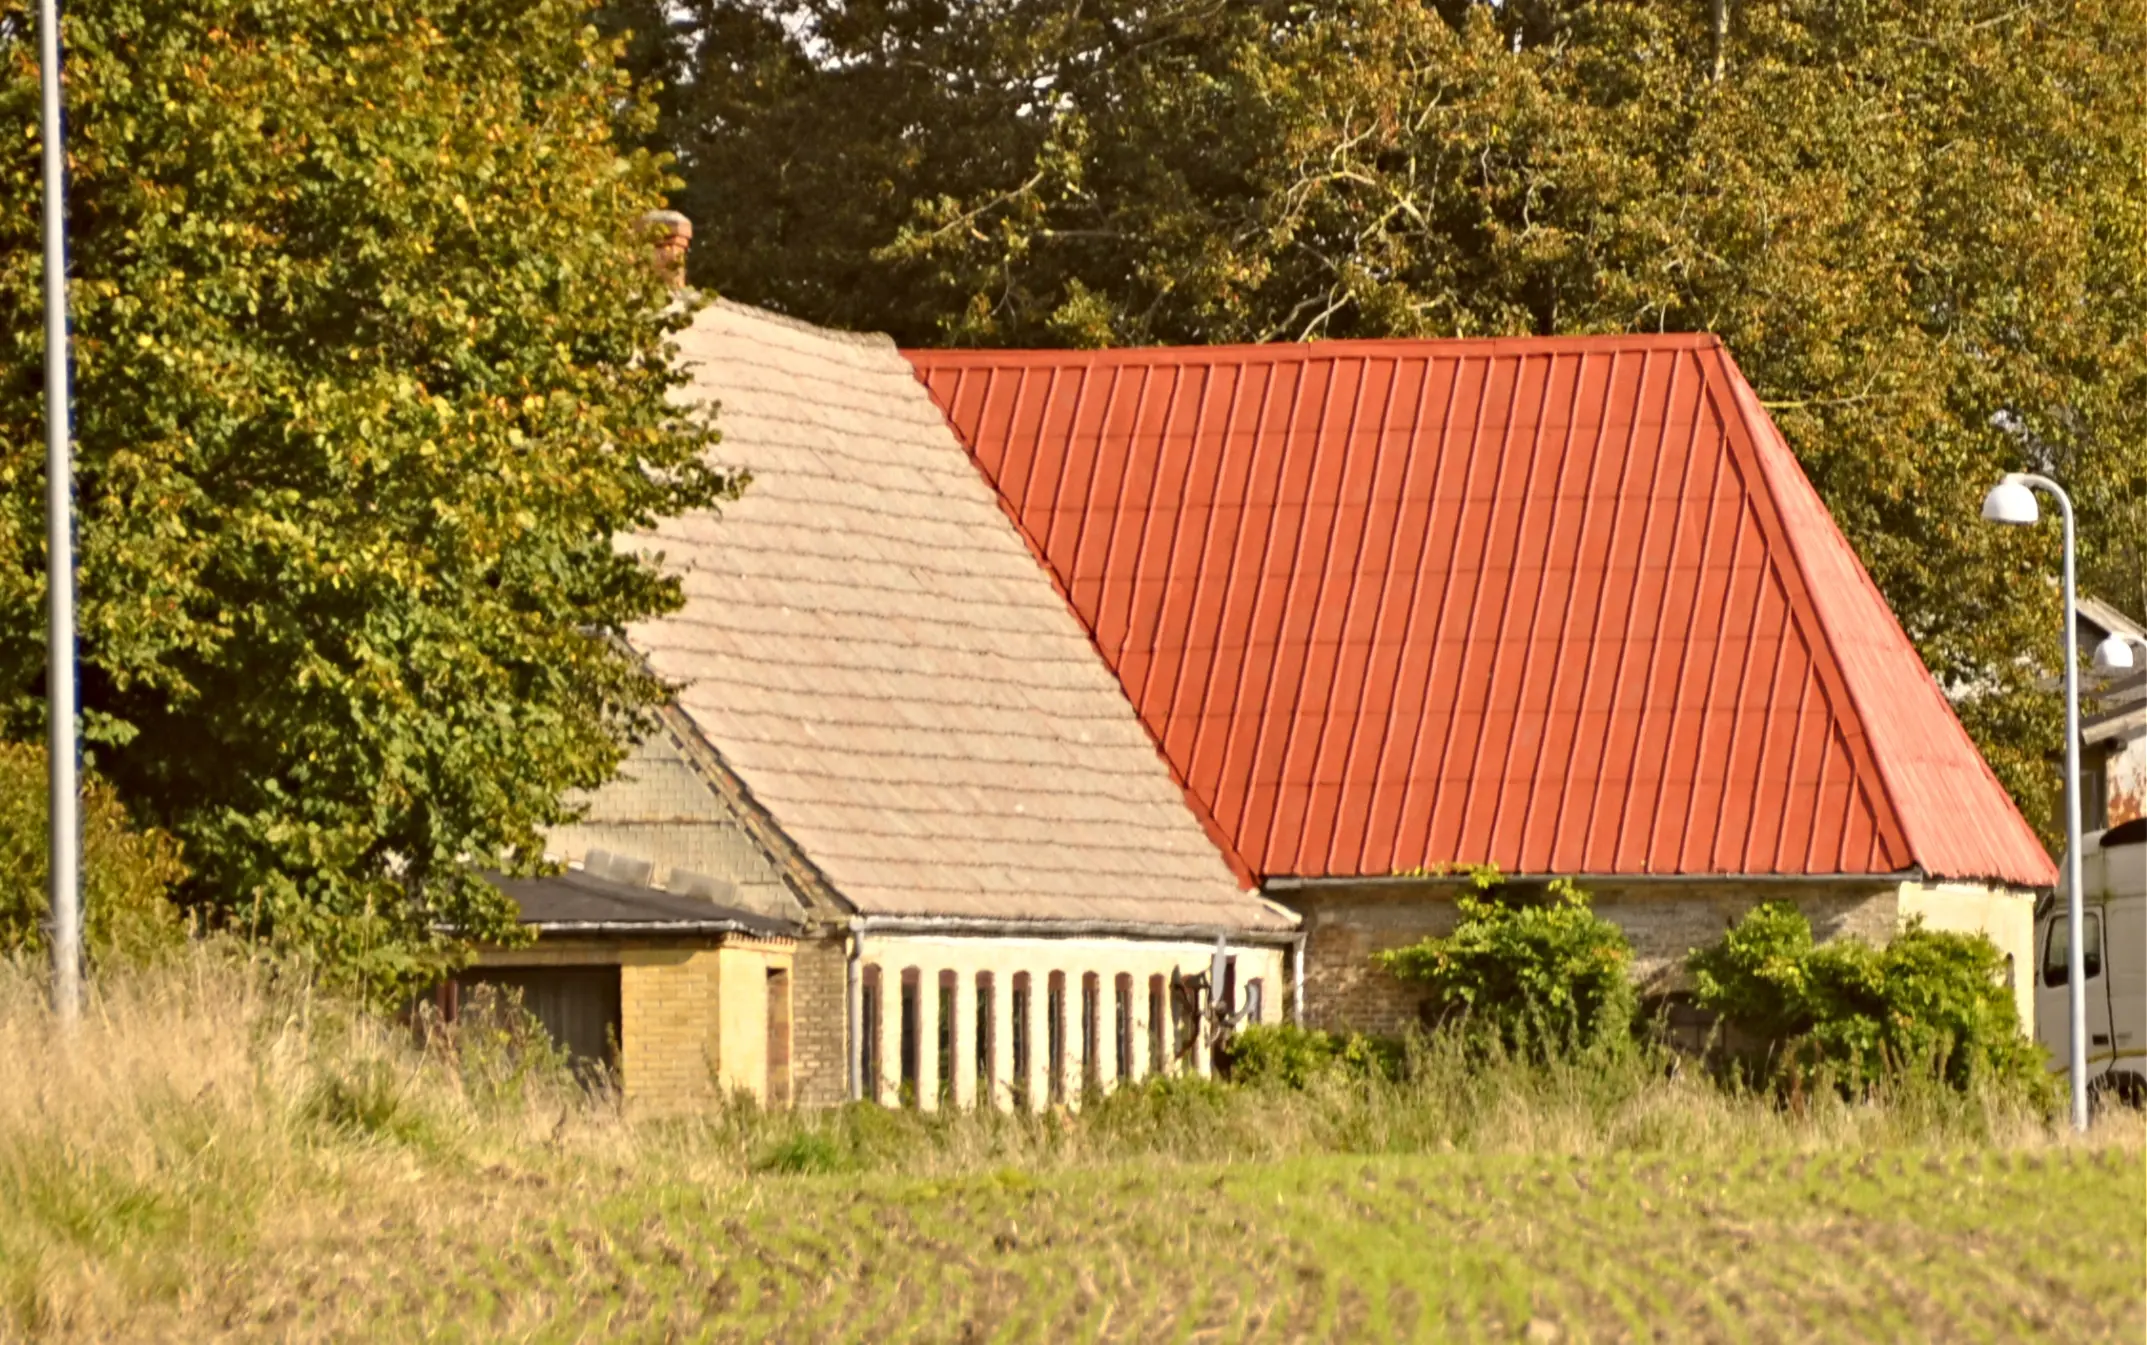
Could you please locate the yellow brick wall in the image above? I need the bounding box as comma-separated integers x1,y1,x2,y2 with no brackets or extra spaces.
711,943,794,1100
620,949,719,1115
1897,881,2037,1032
478,937,794,1117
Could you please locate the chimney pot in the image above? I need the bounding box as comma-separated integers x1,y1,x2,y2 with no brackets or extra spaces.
641,209,692,289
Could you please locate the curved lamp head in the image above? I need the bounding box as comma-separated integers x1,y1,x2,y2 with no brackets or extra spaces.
2093,633,2139,672
1981,475,2041,526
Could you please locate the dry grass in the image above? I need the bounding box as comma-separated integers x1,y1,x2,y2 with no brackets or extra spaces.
2,951,2140,1342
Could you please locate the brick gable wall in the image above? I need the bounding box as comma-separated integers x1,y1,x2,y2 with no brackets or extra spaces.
1287,879,1909,1037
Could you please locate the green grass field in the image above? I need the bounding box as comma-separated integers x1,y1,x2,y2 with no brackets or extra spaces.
121,1142,2145,1342
5,955,2143,1342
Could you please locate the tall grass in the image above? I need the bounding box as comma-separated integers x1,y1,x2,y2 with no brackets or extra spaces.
0,949,2131,1339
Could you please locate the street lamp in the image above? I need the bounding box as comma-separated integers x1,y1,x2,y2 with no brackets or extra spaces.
2091,630,2147,673
1981,472,2088,1131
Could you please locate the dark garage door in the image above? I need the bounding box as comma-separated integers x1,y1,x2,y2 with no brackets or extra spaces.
458,966,622,1082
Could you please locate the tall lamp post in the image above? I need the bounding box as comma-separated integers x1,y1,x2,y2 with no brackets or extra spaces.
38,0,81,1024
1981,473,2087,1131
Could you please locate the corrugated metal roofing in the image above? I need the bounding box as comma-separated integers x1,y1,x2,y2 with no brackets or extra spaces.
906,335,2057,889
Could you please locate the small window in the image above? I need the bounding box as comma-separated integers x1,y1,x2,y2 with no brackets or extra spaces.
1243,978,1264,1026
976,972,996,1104
899,968,921,1107
1170,969,1196,1065
1010,973,1032,1109
1081,972,1101,1091
861,966,883,1100
2043,913,2106,988
1047,972,1067,1105
1114,973,1134,1083
2082,755,2110,833
938,971,957,1107
1148,975,1167,1078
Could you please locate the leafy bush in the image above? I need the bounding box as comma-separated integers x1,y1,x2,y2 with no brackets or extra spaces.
1688,902,2048,1099
1375,870,1637,1058
754,1130,850,1175
1219,1024,1403,1090
0,740,184,966
414,983,581,1115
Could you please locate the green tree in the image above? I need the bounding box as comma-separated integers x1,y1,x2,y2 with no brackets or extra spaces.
0,0,738,996
643,0,2147,839
0,740,185,966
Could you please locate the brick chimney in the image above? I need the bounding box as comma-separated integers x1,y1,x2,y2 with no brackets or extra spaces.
642,209,692,290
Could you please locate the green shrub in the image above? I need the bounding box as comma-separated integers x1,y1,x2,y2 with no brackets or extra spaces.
754,1130,850,1175
0,741,185,967
1688,902,2049,1100
418,983,580,1115
1375,870,1637,1058
1220,1023,1403,1089
300,1058,431,1145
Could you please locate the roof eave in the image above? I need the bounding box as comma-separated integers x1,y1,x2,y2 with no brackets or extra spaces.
850,913,1300,945
1263,869,1930,893
521,919,798,939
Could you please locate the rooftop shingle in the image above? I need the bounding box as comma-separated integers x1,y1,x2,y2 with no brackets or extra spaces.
626,301,1287,932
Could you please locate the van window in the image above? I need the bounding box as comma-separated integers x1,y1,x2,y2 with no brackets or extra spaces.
2042,913,2105,987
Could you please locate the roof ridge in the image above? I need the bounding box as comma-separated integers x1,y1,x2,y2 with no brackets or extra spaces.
904,332,1726,364
704,295,899,351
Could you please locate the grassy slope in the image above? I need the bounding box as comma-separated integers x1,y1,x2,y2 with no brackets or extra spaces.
4,954,2143,1342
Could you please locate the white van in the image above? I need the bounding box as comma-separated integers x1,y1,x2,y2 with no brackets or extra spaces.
2040,818,2147,1102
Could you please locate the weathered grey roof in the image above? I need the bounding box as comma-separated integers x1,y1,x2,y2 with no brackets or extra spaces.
2079,595,2146,642
623,300,1289,933
489,870,797,938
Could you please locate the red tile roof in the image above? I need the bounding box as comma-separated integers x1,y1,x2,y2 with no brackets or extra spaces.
906,335,2057,889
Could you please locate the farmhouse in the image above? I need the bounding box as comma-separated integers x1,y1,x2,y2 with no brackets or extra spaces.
485,295,1294,1116
2078,597,2147,831
905,336,2058,1033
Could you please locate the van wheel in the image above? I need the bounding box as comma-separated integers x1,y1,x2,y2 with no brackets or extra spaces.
2091,1072,2147,1111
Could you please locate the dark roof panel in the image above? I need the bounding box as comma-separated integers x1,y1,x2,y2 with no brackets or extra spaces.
487,870,797,937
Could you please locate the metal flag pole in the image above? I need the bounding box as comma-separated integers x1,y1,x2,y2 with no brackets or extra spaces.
39,0,82,1025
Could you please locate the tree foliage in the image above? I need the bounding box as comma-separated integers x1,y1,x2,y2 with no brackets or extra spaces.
0,740,184,966
0,0,737,995
1688,901,2048,1097
1376,869,1636,1056
640,0,2147,837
